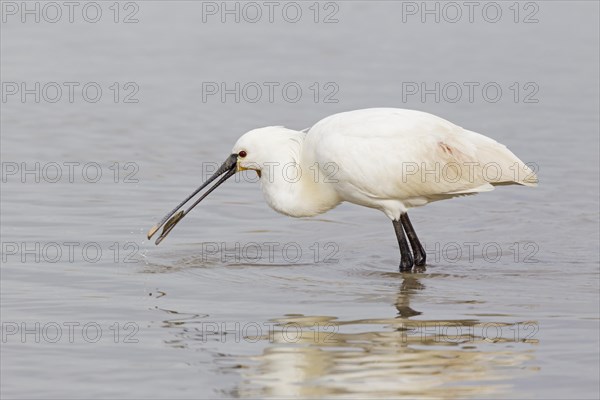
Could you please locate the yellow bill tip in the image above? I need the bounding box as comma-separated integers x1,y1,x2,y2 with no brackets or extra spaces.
147,225,159,240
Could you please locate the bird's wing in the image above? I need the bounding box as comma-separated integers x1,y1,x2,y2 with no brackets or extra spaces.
305,108,537,202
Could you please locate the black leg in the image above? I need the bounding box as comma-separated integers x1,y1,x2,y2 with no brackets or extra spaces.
392,219,413,271
400,213,426,267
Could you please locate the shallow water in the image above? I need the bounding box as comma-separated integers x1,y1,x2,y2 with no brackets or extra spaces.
1,1,599,399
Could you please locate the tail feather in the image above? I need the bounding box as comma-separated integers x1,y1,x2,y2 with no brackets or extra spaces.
460,130,538,187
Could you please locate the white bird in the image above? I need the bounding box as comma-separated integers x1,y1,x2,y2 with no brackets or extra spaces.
148,108,537,271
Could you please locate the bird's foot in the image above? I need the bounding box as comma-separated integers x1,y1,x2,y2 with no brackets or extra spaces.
412,264,426,273
413,253,426,267
399,254,414,272
409,254,426,273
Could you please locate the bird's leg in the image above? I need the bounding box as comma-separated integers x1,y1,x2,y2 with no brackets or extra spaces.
392,219,414,271
400,213,426,267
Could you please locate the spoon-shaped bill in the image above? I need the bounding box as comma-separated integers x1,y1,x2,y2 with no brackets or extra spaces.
153,166,237,245
147,153,238,242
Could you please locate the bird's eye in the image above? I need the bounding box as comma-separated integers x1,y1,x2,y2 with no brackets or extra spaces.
238,151,247,158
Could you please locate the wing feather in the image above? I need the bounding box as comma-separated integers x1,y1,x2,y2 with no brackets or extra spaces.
304,108,537,204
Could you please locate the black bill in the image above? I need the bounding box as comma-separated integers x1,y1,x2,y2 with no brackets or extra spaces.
147,153,238,245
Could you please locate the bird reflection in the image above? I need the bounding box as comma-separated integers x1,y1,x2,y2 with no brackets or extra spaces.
395,271,425,318
157,273,538,398
230,275,535,398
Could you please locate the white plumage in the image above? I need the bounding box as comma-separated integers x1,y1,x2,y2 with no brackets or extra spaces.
234,108,537,220
150,108,537,270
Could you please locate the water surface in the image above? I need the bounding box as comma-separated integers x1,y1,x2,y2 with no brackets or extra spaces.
1,1,599,398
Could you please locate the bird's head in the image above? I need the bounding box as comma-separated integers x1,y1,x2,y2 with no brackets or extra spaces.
147,126,302,244
232,126,302,179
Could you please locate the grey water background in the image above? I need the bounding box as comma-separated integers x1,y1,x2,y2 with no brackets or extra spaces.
1,1,598,398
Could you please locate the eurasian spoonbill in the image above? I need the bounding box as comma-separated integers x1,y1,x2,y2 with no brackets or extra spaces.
148,108,537,271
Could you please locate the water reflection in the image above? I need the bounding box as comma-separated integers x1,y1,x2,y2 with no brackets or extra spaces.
232,274,537,398
157,272,539,398
395,271,425,318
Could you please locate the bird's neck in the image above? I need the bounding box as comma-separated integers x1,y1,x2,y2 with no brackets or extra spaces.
259,130,341,218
